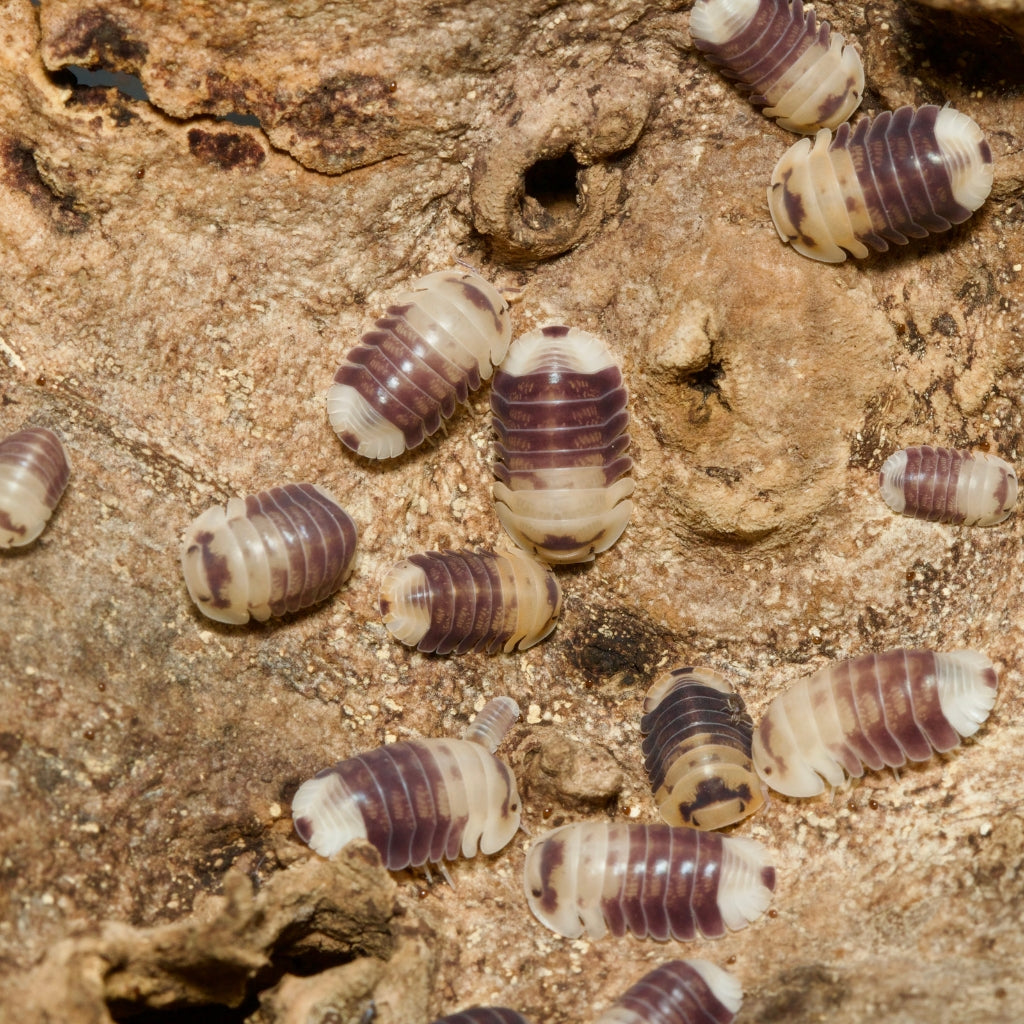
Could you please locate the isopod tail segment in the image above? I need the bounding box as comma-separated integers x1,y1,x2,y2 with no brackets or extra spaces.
690,0,864,134
768,104,994,262
594,959,743,1024
326,268,512,459
0,426,72,549
751,648,998,798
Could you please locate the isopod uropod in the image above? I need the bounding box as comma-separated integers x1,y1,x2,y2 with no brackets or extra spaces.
490,325,634,564
523,821,776,941
379,548,563,655
180,482,358,624
641,667,766,830
878,445,1017,527
326,268,512,459
595,959,742,1024
0,426,72,548
752,648,998,797
292,697,522,874
768,105,994,262
690,0,864,134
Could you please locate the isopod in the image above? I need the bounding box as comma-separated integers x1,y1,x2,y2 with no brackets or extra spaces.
292,697,522,872
878,445,1017,527
752,648,998,797
432,1012,531,1024
490,325,633,564
180,482,358,624
326,268,512,459
768,104,994,262
641,667,765,830
690,0,864,134
523,821,776,941
595,960,742,1024
0,426,71,548
379,548,562,655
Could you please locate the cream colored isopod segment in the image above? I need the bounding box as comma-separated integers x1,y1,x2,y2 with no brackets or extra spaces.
490,325,634,564
0,426,71,548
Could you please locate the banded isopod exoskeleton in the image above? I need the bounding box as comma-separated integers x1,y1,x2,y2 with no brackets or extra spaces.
751,648,998,797
378,548,563,654
690,0,864,134
326,268,512,459
490,325,633,565
180,482,358,624
641,667,765,830
431,1011,531,1024
523,821,776,941
878,445,1017,527
768,105,994,262
0,426,72,548
594,960,742,1024
292,697,522,874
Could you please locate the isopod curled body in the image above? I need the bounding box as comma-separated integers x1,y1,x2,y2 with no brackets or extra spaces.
641,667,765,830
0,426,71,548
690,0,864,134
379,548,562,654
326,268,512,459
180,483,358,624
490,325,633,564
523,821,776,941
768,105,994,262
878,445,1017,527
292,697,521,870
752,648,998,797
432,1011,531,1024
595,959,742,1024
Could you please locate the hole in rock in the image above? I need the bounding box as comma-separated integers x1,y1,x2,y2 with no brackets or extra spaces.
687,360,729,408
523,151,582,219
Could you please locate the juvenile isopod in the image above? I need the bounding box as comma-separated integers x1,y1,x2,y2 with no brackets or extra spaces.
595,960,742,1024
768,104,994,262
491,325,633,564
326,268,512,459
432,1012,531,1024
379,548,562,655
523,821,776,941
878,445,1017,527
641,667,766,830
180,482,358,624
292,697,522,874
0,426,71,548
690,0,864,134
752,648,998,797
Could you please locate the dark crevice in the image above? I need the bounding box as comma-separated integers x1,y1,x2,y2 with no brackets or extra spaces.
523,151,582,219
686,360,730,409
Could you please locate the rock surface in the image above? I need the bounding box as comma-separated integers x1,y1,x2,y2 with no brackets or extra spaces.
1,0,1023,1022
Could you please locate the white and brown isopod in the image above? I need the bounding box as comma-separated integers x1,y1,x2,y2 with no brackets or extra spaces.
595,960,742,1024
180,482,358,624
490,326,633,565
0,426,71,548
432,1012,531,1024
379,549,562,654
769,105,994,262
326,268,512,459
879,446,1017,527
523,821,775,941
752,648,998,797
292,697,522,871
690,0,864,134
641,667,765,830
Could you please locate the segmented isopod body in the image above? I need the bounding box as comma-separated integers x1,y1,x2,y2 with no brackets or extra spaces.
326,268,512,459
641,667,765,830
0,427,71,548
595,960,742,1024
379,549,562,654
878,446,1017,527
690,0,864,133
752,648,998,797
292,697,521,868
180,483,358,624
491,326,633,565
432,1011,531,1024
769,105,994,262
523,821,776,941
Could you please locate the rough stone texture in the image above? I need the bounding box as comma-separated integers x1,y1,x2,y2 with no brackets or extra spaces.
1,0,1022,1022
908,0,1024,45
